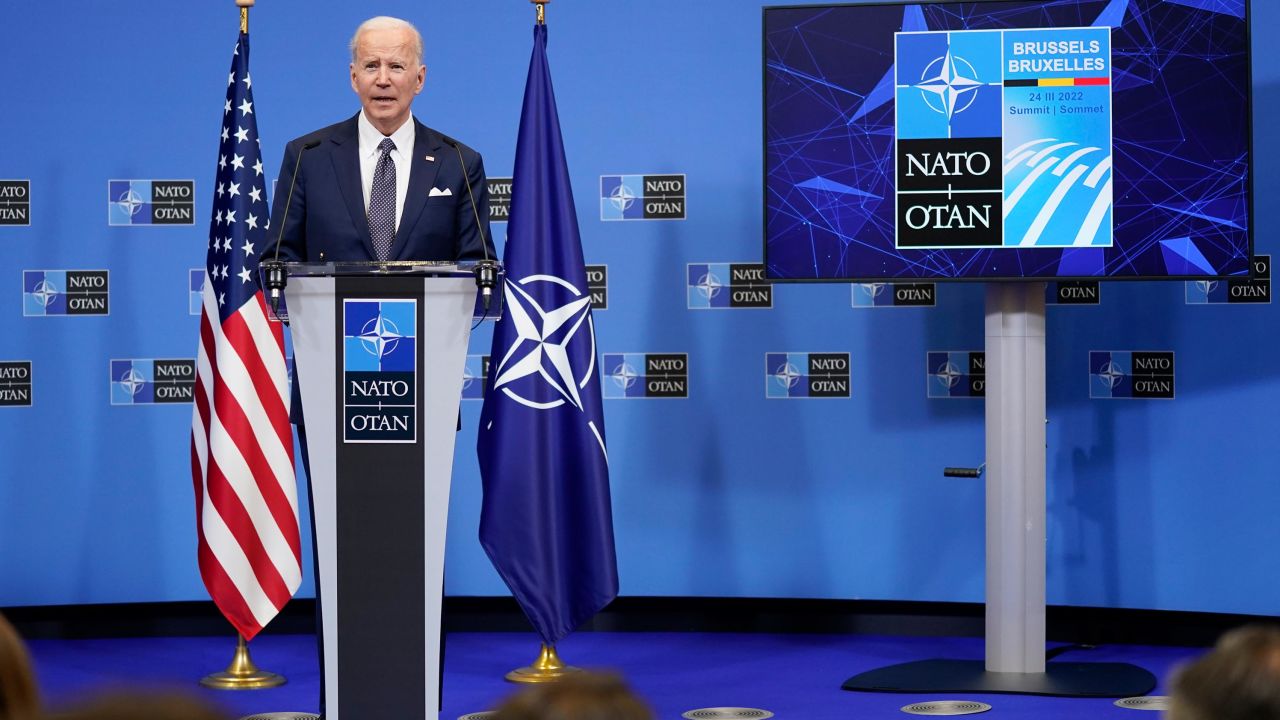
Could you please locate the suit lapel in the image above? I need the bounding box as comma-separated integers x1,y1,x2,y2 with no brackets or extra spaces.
391,119,444,259
329,114,378,260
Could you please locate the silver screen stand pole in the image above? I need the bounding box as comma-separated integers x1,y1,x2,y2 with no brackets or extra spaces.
985,282,1046,673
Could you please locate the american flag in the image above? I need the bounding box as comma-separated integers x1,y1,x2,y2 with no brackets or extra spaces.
190,32,300,641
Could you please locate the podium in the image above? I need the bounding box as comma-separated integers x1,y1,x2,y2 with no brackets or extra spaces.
284,261,485,720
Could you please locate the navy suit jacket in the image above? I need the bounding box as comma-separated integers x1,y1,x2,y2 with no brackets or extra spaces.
268,113,494,264
268,114,495,421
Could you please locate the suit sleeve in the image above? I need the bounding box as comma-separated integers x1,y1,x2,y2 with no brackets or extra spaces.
268,140,307,263
455,149,496,263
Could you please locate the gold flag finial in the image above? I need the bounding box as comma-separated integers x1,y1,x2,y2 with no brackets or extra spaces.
236,0,254,33
531,0,548,25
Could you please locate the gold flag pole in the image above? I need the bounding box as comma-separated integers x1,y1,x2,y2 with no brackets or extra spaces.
507,1,574,684
202,1,287,690
506,643,582,684
201,633,287,689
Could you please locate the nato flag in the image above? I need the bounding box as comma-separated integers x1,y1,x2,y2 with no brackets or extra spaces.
477,23,618,646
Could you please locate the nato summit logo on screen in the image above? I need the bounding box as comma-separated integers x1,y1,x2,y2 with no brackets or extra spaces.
110,359,195,405
600,175,686,220
0,361,32,407
1090,351,1175,399
894,27,1112,248
602,353,688,398
0,181,30,225
765,353,850,398
343,299,417,442
687,263,772,309
108,180,196,226
23,270,109,316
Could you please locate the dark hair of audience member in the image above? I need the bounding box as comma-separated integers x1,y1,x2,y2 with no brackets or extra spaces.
1169,624,1280,720
0,612,40,720
490,671,653,720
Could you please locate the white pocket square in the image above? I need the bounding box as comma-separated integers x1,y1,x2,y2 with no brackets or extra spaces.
429,187,453,197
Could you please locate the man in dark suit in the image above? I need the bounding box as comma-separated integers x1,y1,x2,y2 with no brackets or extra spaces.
268,15,493,264
266,18,492,715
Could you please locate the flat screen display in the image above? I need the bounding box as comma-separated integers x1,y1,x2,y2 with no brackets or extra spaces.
763,0,1252,281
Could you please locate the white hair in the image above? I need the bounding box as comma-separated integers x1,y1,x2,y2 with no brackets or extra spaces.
349,16,424,65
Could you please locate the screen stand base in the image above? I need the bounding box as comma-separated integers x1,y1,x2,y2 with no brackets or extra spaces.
842,658,1156,698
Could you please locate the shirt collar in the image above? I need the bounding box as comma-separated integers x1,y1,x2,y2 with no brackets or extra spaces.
357,111,415,158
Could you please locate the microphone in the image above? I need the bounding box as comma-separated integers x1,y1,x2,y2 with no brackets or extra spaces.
263,139,321,316
441,135,497,312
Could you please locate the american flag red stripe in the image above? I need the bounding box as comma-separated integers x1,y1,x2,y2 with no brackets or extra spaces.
191,31,300,641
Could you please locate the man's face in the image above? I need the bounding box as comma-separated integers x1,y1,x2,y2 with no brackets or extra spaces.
350,26,425,135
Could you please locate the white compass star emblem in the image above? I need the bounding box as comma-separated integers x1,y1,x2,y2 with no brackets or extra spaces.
772,362,803,389
32,279,58,307
492,275,596,411
935,361,963,389
1099,361,1125,389
358,314,402,360
695,272,723,301
120,367,146,396
915,50,984,119
609,183,636,212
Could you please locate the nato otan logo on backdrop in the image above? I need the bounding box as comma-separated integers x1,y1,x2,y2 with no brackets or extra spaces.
1047,280,1100,305
343,299,417,442
600,174,686,220
602,353,688,398
487,177,512,222
461,354,490,401
688,263,773,309
851,282,936,308
585,265,608,310
108,180,195,226
110,359,196,405
0,181,30,225
927,351,985,398
1185,255,1270,304
0,361,32,407
1090,351,1175,399
23,270,109,316
765,353,851,398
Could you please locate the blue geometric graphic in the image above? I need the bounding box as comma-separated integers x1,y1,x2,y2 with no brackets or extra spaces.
110,359,153,405
108,180,151,226
23,271,64,316
343,299,417,372
602,353,647,399
600,175,645,221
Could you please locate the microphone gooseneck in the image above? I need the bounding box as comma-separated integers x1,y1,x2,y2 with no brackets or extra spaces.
442,135,497,312
263,139,321,314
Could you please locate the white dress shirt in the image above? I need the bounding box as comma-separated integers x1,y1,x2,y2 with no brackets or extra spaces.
357,111,415,232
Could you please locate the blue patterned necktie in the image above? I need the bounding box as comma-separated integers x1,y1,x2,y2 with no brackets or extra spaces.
368,137,397,260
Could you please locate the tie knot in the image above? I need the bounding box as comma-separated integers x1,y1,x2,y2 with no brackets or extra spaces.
378,138,396,155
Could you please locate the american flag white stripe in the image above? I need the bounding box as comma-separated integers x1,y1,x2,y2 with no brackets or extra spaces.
199,287,300,584
191,31,299,641
201,288,295,506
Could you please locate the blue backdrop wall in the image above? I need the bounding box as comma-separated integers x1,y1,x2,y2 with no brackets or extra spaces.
1,0,1276,617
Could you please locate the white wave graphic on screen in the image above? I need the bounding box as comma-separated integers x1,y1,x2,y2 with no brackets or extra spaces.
1002,138,1112,247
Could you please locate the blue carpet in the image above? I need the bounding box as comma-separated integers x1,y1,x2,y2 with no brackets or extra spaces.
28,632,1199,719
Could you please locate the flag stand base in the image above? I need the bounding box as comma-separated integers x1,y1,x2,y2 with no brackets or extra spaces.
201,634,287,690
506,644,581,683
